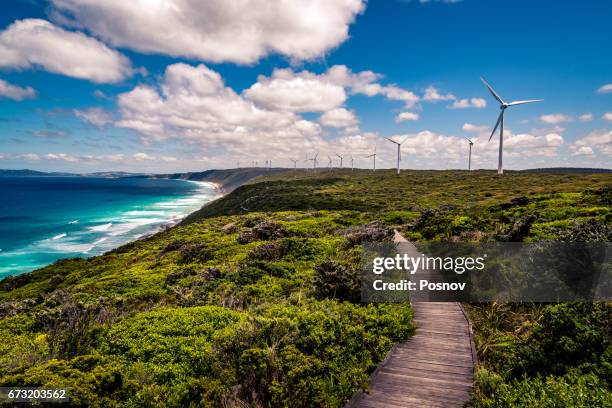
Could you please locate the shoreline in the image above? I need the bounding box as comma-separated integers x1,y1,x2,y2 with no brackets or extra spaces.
138,180,225,239
0,179,225,279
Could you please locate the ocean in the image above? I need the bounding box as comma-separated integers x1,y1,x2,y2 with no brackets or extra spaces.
0,176,219,278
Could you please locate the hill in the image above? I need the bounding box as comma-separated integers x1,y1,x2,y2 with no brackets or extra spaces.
0,169,610,407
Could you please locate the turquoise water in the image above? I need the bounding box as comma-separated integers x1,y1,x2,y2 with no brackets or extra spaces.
0,177,219,278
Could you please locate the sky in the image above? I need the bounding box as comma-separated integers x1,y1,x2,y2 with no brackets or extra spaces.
0,0,610,173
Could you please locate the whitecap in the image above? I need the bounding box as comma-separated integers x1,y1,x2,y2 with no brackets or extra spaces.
68,220,79,224
52,233,67,240
88,222,113,232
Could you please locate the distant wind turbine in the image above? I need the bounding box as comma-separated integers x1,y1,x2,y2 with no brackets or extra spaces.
327,155,333,170
384,136,410,174
350,155,354,171
306,153,318,170
481,77,543,175
365,147,377,171
464,137,474,171
290,158,298,170
336,153,344,168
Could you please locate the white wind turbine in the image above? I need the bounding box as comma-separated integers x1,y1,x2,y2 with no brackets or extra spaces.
464,137,474,171
350,155,354,171
384,136,410,175
306,153,318,170
481,77,543,175
290,158,299,170
327,155,333,170
336,153,344,168
365,147,377,171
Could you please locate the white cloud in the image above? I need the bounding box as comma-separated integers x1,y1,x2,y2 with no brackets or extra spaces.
116,63,313,149
423,86,455,102
0,19,132,83
323,65,420,108
573,129,612,155
572,146,594,156
319,108,358,128
540,113,572,124
0,79,36,101
244,69,346,112
462,123,488,133
17,153,41,161
449,97,486,109
133,153,154,161
395,111,420,122
579,113,593,122
597,84,612,94
74,107,113,127
50,0,365,64
45,153,79,162
603,112,612,122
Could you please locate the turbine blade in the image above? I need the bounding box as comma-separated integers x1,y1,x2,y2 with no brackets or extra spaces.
384,137,399,145
400,136,410,145
488,111,504,142
508,99,544,106
480,77,505,104
463,136,473,143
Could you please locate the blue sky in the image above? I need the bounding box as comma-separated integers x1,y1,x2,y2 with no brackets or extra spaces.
0,0,610,172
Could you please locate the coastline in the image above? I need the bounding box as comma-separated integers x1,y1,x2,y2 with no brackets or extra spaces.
0,178,224,279
140,180,225,238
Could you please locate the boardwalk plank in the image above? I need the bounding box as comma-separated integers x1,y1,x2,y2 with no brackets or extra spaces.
346,232,475,408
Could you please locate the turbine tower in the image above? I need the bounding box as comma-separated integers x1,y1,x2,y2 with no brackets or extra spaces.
327,155,333,170
384,136,409,174
290,158,298,170
481,77,543,175
350,155,354,171
306,153,318,170
336,153,344,168
365,147,377,171
464,137,474,171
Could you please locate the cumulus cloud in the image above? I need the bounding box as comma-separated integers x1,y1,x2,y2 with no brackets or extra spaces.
116,63,315,152
50,0,365,64
603,112,612,122
0,19,132,83
573,129,612,155
395,112,420,122
244,70,346,112
540,113,572,124
0,79,36,101
462,123,488,133
423,86,455,102
597,84,612,94
572,146,594,156
74,107,113,127
579,113,593,122
319,108,358,128
449,97,487,109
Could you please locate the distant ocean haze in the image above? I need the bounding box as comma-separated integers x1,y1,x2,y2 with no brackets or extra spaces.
0,176,219,278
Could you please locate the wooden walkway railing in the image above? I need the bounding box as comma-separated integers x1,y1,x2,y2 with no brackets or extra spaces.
347,233,475,408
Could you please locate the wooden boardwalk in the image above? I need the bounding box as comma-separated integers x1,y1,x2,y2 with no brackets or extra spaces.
347,233,476,408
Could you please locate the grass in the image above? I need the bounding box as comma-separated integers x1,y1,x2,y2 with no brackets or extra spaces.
0,169,610,407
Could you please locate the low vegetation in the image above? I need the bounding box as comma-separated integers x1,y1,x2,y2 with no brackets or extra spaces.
1,169,610,407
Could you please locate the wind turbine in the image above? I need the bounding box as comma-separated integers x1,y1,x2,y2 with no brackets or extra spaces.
336,153,344,168
464,137,474,171
306,153,318,170
327,155,333,170
481,77,543,175
290,158,298,170
350,155,354,171
384,136,410,174
365,147,377,171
